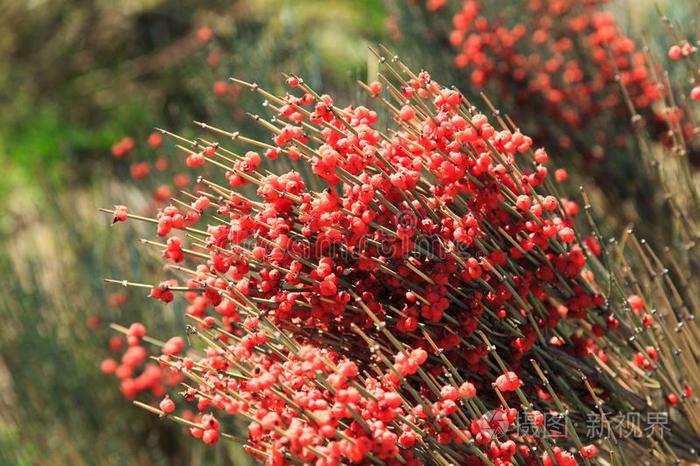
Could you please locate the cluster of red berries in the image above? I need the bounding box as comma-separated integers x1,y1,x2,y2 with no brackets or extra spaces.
152,331,585,465
412,0,661,165
109,129,190,207
101,323,182,399
104,51,698,464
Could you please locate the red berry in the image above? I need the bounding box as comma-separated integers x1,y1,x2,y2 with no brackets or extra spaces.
516,195,531,211
534,148,549,164
440,385,459,401
543,195,557,211
100,358,118,374
159,396,175,414
113,205,128,223
683,385,694,398
111,136,135,158
691,86,700,102
202,428,219,444
148,132,163,148
186,153,205,168
559,227,575,243
580,444,599,458
213,81,228,96
197,26,213,44
554,168,568,182
163,336,184,355
459,382,477,398
399,105,416,121
495,371,521,392
668,45,682,61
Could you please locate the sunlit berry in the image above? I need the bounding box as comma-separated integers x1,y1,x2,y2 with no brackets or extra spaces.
399,105,416,121
113,205,128,223
558,227,575,243
100,358,118,374
160,396,176,414
197,26,213,44
691,86,700,102
213,81,228,96
495,371,521,392
668,45,682,61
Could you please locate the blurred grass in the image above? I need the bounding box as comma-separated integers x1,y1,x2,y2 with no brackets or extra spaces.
0,181,255,466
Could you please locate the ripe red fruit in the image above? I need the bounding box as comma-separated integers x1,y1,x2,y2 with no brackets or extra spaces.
163,336,184,355
628,294,646,313
398,431,417,447
155,158,168,171
691,86,700,102
130,162,150,180
186,153,205,168
543,196,557,211
202,429,219,444
108,336,122,353
369,81,382,96
440,385,459,401
495,371,521,392
286,76,300,87
213,81,228,96
197,26,213,44
683,385,694,398
127,322,146,338
427,0,446,11
534,148,549,164
668,45,682,61
459,382,477,398
111,136,135,158
554,168,568,182
153,185,172,202
160,396,176,414
399,105,416,121
173,174,189,188
100,358,118,374
558,227,575,243
542,448,577,466
102,59,642,465
192,196,210,211
580,444,599,458
113,205,128,223
148,132,163,148
516,195,531,211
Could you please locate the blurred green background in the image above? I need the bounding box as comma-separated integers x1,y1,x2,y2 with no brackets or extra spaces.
0,0,688,465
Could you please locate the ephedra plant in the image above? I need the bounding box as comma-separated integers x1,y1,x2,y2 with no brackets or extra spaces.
102,48,700,465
